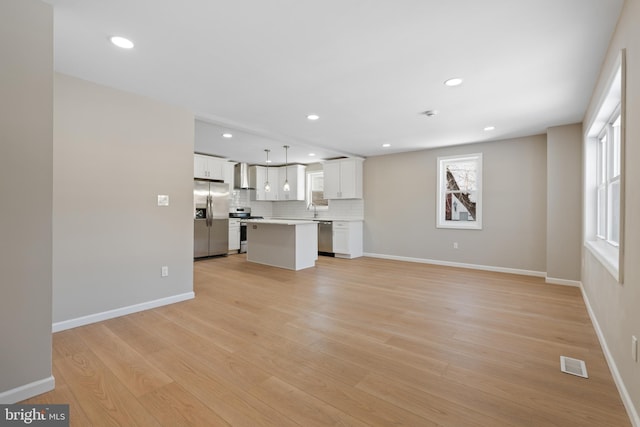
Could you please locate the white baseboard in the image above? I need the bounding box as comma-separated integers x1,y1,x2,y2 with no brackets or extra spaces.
363,252,546,278
0,376,55,404
545,277,582,287
52,292,195,333
580,284,640,427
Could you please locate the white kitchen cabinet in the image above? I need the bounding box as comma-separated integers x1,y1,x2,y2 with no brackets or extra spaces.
252,165,305,201
223,161,236,188
333,220,363,259
229,218,241,252
278,164,306,201
194,154,225,180
252,166,278,201
322,161,341,199
323,158,363,199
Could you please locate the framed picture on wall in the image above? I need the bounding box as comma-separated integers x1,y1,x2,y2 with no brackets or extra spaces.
436,153,483,229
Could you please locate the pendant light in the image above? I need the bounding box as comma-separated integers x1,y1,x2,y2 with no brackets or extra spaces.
264,149,271,192
283,145,290,192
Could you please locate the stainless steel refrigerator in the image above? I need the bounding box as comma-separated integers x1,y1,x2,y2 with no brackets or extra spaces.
194,180,229,258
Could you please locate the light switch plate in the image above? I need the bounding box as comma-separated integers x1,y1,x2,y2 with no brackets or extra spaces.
157,195,169,206
161,266,169,277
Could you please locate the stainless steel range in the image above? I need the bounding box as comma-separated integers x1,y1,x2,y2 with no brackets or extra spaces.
229,207,263,253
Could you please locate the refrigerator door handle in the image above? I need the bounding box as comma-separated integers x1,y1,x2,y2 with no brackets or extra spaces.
206,195,212,227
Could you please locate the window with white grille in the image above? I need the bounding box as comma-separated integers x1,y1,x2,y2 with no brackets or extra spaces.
585,52,624,282
596,111,621,246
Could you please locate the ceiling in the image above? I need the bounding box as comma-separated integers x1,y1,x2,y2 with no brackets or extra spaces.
45,0,623,165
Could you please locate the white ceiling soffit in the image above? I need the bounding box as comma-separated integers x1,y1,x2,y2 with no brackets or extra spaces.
45,0,624,164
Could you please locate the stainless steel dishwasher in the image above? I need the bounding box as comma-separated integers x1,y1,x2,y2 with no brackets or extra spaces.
317,220,334,256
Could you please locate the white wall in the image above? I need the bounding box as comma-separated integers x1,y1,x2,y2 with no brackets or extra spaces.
363,135,547,274
0,0,54,402
53,74,195,327
581,0,640,423
547,124,582,282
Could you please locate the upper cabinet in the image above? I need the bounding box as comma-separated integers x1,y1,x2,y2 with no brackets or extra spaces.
194,154,235,186
251,164,306,201
252,166,278,201
223,161,235,189
323,158,363,199
194,154,223,180
278,165,306,201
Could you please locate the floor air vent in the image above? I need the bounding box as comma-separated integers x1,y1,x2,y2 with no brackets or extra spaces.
560,356,588,378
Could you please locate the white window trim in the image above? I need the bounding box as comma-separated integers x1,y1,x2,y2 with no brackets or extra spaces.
585,240,619,282
306,170,329,211
436,153,483,230
584,49,625,283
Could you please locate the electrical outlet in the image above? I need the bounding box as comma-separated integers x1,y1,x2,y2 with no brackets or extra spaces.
633,336,638,362
161,266,169,277
453,242,459,249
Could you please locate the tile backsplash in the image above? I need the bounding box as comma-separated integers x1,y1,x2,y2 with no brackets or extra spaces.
230,189,273,218
230,189,363,219
273,199,364,220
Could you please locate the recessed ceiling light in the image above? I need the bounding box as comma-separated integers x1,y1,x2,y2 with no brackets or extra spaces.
308,153,316,157
484,126,496,131
444,78,463,87
307,114,320,121
421,110,438,117
382,143,391,148
222,133,233,138
110,36,134,49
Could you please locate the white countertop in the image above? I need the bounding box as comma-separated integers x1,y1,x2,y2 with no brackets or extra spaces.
244,219,317,226
269,217,364,222
318,218,364,222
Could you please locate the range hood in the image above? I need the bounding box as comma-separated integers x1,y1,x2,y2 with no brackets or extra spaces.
234,163,256,189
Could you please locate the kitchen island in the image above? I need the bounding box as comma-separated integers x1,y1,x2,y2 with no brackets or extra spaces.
244,219,318,270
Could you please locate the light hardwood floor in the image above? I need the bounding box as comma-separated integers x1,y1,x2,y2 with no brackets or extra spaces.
25,255,631,426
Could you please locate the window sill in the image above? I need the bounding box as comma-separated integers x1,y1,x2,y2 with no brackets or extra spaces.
585,239,619,281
